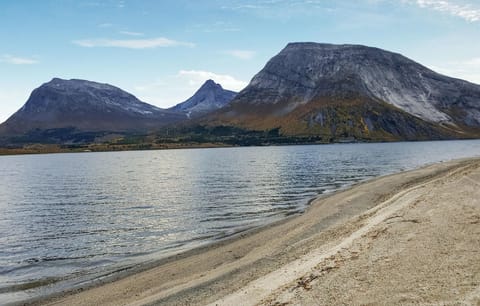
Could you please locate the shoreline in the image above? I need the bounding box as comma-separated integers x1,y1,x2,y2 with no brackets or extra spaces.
23,156,480,306
1,138,479,157
23,158,480,305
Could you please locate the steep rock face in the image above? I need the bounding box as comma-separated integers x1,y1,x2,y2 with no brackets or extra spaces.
170,80,237,117
208,43,480,139
0,78,186,134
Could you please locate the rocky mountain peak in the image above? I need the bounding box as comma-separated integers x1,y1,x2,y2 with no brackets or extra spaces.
170,79,237,117
18,78,157,115
201,79,221,89
284,42,367,51
42,78,121,92
1,78,186,134
239,42,480,124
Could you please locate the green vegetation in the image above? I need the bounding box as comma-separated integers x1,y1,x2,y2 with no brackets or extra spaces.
1,112,475,156
0,125,335,155
153,125,328,146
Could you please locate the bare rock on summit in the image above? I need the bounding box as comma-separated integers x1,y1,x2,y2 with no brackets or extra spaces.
170,79,237,118
208,42,480,140
0,78,186,135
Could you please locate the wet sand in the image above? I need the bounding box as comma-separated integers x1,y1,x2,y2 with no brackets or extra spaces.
35,157,480,306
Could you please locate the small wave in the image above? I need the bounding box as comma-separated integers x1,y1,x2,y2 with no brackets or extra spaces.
21,253,108,265
125,205,154,210
0,277,61,293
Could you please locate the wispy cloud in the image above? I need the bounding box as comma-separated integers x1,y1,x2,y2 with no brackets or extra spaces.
224,50,256,60
177,70,248,91
225,4,265,10
119,31,144,36
221,0,299,11
188,21,241,33
72,37,195,49
0,54,38,65
412,0,480,22
98,23,113,28
222,0,480,22
79,1,125,9
220,0,329,15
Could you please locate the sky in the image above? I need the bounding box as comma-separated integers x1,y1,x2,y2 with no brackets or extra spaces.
1,0,479,122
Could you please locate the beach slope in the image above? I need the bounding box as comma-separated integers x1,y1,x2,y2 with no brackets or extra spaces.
41,158,480,306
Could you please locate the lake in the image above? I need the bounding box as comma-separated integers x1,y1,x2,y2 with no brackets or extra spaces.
1,140,480,304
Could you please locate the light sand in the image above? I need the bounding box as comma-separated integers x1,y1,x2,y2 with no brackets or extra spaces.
36,158,480,306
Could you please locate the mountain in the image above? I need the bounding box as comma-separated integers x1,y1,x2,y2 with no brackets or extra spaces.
170,79,237,117
0,78,186,136
206,43,480,141
2,44,480,147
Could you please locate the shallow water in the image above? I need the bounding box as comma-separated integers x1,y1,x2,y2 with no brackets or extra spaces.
1,140,480,303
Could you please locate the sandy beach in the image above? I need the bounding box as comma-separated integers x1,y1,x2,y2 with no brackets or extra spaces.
34,157,480,306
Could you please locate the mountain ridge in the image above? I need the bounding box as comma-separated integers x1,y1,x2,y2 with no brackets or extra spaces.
205,42,480,140
0,78,186,135
1,42,480,146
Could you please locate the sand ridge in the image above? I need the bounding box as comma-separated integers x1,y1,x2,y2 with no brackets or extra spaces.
215,160,480,305
35,158,480,306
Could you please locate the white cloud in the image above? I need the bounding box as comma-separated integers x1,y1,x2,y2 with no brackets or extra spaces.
222,0,480,22
226,4,265,10
220,0,334,18
0,54,38,65
224,50,256,60
188,21,241,33
98,23,113,28
72,37,195,49
177,70,248,91
412,0,480,22
119,31,144,36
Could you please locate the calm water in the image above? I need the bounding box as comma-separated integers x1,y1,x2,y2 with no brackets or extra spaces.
1,140,480,303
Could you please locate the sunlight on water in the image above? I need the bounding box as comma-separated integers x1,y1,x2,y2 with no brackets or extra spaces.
1,140,480,303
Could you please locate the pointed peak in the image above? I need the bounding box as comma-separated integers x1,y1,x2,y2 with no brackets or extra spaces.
200,79,222,90
169,79,237,115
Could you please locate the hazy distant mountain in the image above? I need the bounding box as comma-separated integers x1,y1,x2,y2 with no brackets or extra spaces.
207,42,480,141
0,78,186,135
170,79,237,118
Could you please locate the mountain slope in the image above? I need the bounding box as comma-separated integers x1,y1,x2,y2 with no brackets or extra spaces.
0,78,186,135
170,79,237,117
206,42,480,140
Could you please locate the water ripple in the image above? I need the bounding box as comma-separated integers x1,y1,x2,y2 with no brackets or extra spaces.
1,141,480,303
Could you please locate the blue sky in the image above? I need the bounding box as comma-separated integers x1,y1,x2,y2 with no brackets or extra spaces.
1,0,479,122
